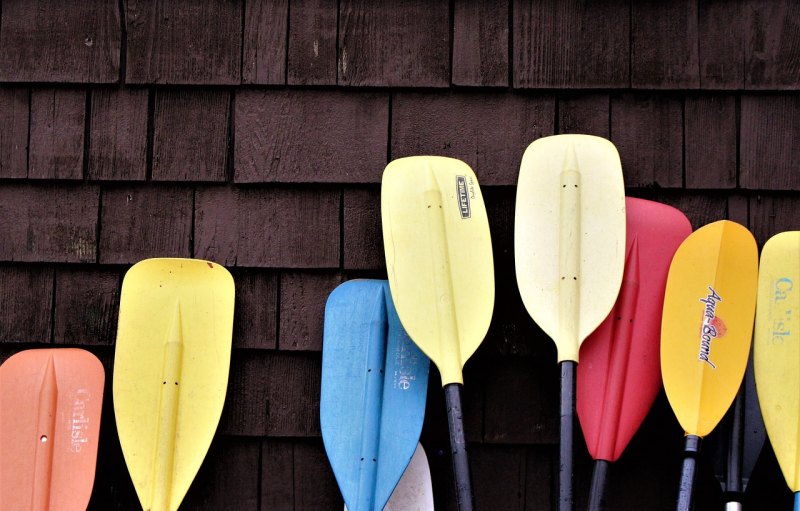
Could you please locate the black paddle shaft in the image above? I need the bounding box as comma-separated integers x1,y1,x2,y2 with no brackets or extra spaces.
677,434,702,511
588,459,610,511
444,383,475,511
560,360,577,511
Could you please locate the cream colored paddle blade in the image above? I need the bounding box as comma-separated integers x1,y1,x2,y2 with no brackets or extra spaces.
661,221,758,438
514,134,626,362
113,258,235,511
381,156,494,385
755,231,800,492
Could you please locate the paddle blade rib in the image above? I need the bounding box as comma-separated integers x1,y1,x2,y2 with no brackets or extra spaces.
0,349,104,511
661,221,758,438
321,280,429,511
578,198,691,462
381,156,494,385
113,258,235,511
515,134,626,362
755,231,800,492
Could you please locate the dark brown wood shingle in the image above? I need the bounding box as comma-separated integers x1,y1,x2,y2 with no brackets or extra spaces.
699,0,745,89
235,90,388,183
392,91,555,185
287,0,338,86
181,437,261,510
194,186,340,268
99,185,193,264
558,94,610,137
750,194,800,246
513,0,629,88
279,271,343,351
0,184,98,263
29,88,86,180
338,0,450,87
0,265,54,343
0,0,120,83
88,88,149,181
684,95,737,189
232,269,278,350
266,352,322,436
261,440,295,510
0,87,29,179
343,187,385,270
242,0,289,85
53,267,120,345
152,90,229,182
745,0,800,89
220,352,270,436
740,94,800,189
610,93,683,188
452,0,509,87
125,0,242,85
292,441,342,508
631,0,700,88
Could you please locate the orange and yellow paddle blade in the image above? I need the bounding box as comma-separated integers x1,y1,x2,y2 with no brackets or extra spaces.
114,258,235,511
754,231,800,492
0,348,104,511
381,156,494,385
661,220,758,437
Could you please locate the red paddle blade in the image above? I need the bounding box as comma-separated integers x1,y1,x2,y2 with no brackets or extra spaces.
0,349,105,511
577,198,691,461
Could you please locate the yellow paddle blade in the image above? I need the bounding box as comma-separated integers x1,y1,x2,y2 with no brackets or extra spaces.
381,156,494,385
661,221,757,438
113,258,235,511
754,231,800,492
515,134,626,362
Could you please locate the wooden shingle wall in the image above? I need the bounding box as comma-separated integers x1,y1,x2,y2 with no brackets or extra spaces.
0,0,798,509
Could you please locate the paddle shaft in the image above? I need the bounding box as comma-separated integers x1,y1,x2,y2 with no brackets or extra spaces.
587,459,610,511
724,387,744,510
676,435,701,511
560,361,576,511
444,383,474,511
794,493,800,511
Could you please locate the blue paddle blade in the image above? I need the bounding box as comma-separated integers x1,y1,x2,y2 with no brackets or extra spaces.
321,280,430,511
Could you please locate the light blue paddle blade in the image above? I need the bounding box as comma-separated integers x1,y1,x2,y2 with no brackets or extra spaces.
321,279,430,511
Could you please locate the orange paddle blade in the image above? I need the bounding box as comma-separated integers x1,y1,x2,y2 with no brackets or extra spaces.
0,349,105,511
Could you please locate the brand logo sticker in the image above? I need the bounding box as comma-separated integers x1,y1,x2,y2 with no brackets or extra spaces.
69,389,91,452
456,175,471,219
698,286,726,368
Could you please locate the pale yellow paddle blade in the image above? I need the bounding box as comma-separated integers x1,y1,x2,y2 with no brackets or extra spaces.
514,134,626,362
381,156,494,385
113,258,235,511
661,221,757,438
754,231,800,492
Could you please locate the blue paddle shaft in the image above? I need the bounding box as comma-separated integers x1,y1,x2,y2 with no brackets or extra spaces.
588,458,610,511
560,361,576,511
676,434,701,511
445,383,474,511
794,492,800,511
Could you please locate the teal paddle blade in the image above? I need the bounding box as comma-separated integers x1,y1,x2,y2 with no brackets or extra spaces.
321,280,430,511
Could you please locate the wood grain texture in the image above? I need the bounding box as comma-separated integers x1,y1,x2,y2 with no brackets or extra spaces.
685,95,737,189
610,93,683,188
338,0,449,87
231,269,278,349
0,184,98,263
699,0,745,88
235,90,388,183
219,352,269,436
513,0,629,88
0,88,29,178
261,439,295,510
99,185,193,264
749,194,800,246
195,186,340,268
558,94,610,137
343,187,384,270
53,267,119,345
472,446,527,511
632,0,700,88
287,0,337,85
392,91,555,185
29,88,86,180
181,437,260,510
740,95,800,189
278,271,343,351
524,446,554,511
88,88,148,180
293,441,343,508
0,265,54,343
745,0,800,89
638,191,728,231
242,0,288,85
0,0,120,83
125,0,242,84
152,90,229,182
266,352,322,436
452,0,509,86
727,194,750,226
